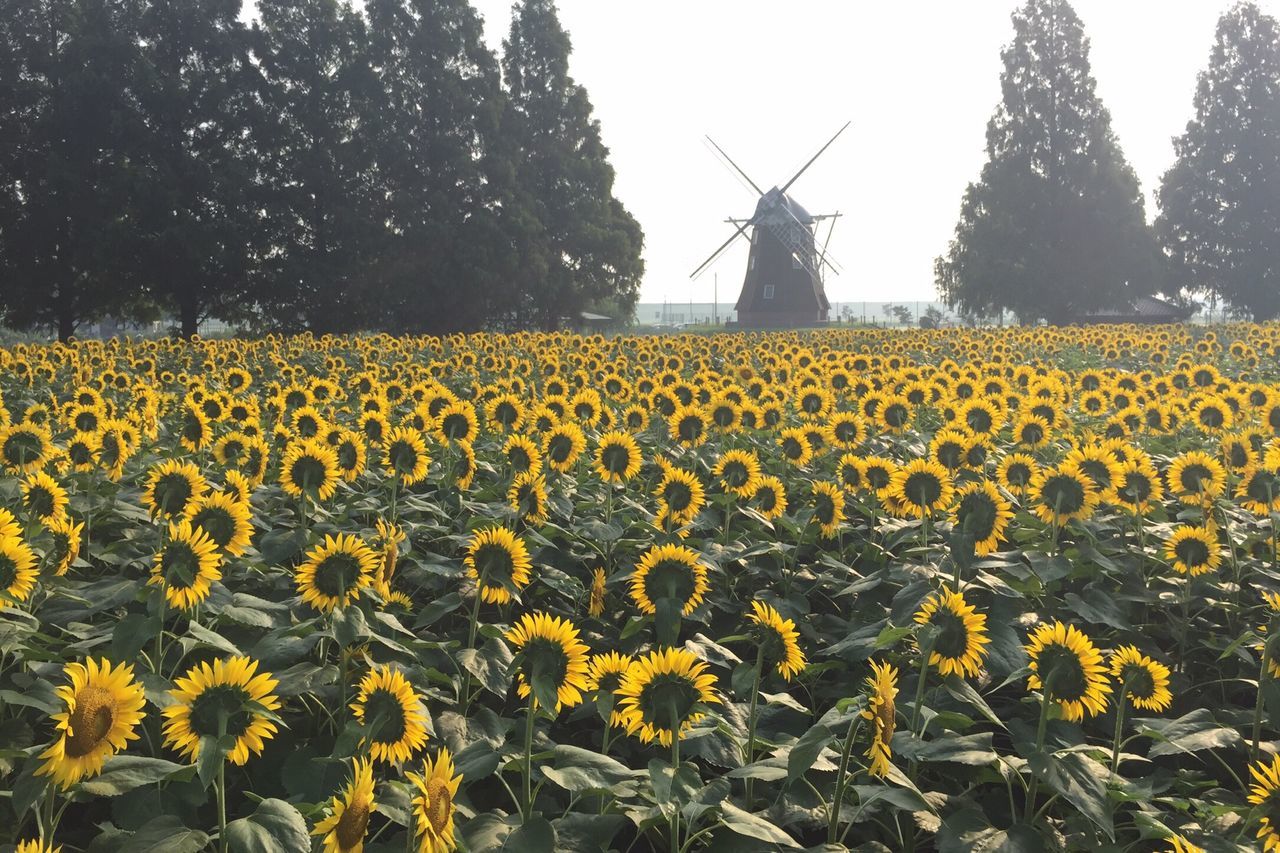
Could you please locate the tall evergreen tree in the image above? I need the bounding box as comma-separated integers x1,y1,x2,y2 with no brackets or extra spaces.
0,0,150,340
501,0,643,330
936,0,1163,324
133,0,262,338
362,0,514,333
1158,2,1280,320
253,0,379,333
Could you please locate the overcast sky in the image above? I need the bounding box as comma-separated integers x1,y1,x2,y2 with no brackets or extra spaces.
250,1,1280,306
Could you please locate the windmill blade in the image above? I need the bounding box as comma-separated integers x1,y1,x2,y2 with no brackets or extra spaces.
689,223,750,280
817,213,841,279
779,121,851,195
705,136,764,197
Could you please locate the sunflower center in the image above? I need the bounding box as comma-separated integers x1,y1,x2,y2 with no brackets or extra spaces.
1004,463,1031,488
26,486,56,519
547,435,573,463
1175,537,1210,568
1247,471,1280,505
929,609,969,659
664,482,693,513
188,685,253,739
644,559,696,609
338,443,358,470
957,492,998,540
1040,474,1086,515
1037,644,1088,703
639,674,700,730
290,455,328,492
362,688,408,745
966,408,992,433
1079,460,1113,490
441,413,469,439
4,431,43,466
192,509,235,550
155,473,194,516
903,471,943,509
721,460,750,489
758,485,779,512
472,543,515,586
937,442,964,469
1119,472,1151,504
814,493,836,525
332,796,370,848
425,776,453,835
865,466,891,491
1179,464,1212,493
601,443,633,475
509,447,532,472
1119,663,1156,700
162,542,201,590
883,403,910,428
65,686,116,758
677,415,703,442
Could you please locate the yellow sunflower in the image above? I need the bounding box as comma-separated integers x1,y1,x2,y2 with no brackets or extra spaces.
296,534,379,612
280,438,341,502
862,659,898,778
15,840,60,853
502,434,543,477
951,481,1013,556
150,519,222,610
36,658,146,789
464,526,532,605
746,601,806,680
350,665,429,765
1248,754,1280,852
777,426,813,467
1237,466,1280,516
383,427,431,487
0,423,52,473
434,401,478,446
508,471,550,526
0,532,38,603
585,651,634,726
1025,621,1112,722
1165,526,1221,577
888,458,955,519
505,611,591,713
588,567,607,617
1030,461,1099,526
655,465,705,528
714,449,762,498
46,515,84,576
21,470,68,525
914,586,990,678
594,430,642,483
615,647,720,747
543,422,587,473
752,475,788,521
142,459,208,519
997,452,1039,496
185,491,253,557
162,656,282,765
1108,646,1172,712
1166,450,1226,505
1114,458,1163,515
668,403,709,448
630,543,709,617
407,748,463,853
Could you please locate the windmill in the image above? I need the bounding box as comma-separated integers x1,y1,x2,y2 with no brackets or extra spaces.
690,123,848,327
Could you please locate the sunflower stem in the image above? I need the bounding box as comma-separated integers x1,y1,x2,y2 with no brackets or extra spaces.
1025,671,1055,825
1253,640,1271,763
522,694,537,821
828,715,861,844
670,733,681,853
744,643,765,807
1177,578,1192,675
153,588,166,675
216,760,228,853
1110,684,1128,775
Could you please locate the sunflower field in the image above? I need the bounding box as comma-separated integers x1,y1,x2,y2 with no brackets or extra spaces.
2,326,1280,853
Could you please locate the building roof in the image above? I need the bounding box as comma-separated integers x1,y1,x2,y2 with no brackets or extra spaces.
1072,296,1196,323
579,311,612,322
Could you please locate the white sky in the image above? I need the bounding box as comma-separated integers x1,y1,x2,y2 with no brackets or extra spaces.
250,0,1280,305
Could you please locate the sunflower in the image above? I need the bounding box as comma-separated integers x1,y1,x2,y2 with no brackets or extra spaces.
374,518,406,596
861,659,898,778
630,543,710,617
951,481,1013,556
382,427,431,487
615,647,720,747
46,515,84,576
150,520,222,610
861,456,898,499
930,428,973,471
162,656,282,765
543,422,587,472
777,426,813,467
280,438,341,502
464,526,532,605
15,840,60,853
1030,461,1099,526
508,471,550,526
186,492,253,557
588,567,606,617
1237,466,1280,516
655,466,705,527
1114,458,1163,514
1249,754,1280,851
1025,621,1112,722
888,458,955,519
810,480,846,538
505,611,591,713
333,430,367,482
746,601,806,680
594,430,642,483
828,411,866,449
65,431,100,472
20,470,67,526
296,533,379,612
503,434,543,477
434,401,478,446
36,658,146,789
1108,646,1172,712
350,665,429,765
669,403,709,448
997,452,1039,495
1166,835,1204,853
753,475,788,521
142,459,208,519
0,423,52,473
913,586,990,678
1166,450,1227,505
877,394,914,434
1165,526,1221,577
407,748,463,853
586,651,634,726
713,449,762,498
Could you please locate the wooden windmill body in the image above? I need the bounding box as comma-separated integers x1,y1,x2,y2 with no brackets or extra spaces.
691,124,847,328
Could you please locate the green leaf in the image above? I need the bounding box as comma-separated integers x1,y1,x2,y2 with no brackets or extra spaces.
332,606,369,647
119,816,210,853
112,612,162,662
78,756,194,796
943,675,1007,730
551,813,626,852
500,816,557,853
1028,750,1114,840
786,721,834,785
894,732,998,766
196,734,236,789
458,637,514,697
225,798,310,853
413,591,464,629
654,596,682,647
1136,708,1242,758
460,813,522,850
718,801,801,848
186,620,242,656
541,745,642,794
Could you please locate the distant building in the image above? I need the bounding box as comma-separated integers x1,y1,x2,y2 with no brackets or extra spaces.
1069,295,1197,325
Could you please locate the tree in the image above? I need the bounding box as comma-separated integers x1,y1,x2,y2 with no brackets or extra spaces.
1158,2,1280,320
133,0,263,338
501,0,643,330
362,0,515,334
253,0,380,333
936,0,1164,325
0,0,151,340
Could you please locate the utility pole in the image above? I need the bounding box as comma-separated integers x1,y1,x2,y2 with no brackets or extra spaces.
713,274,718,326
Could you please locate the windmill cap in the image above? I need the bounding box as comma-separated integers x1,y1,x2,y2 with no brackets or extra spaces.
752,188,813,224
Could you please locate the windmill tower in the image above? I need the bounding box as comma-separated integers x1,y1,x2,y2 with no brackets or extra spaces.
691,123,847,327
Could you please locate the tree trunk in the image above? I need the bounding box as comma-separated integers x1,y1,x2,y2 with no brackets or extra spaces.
58,311,76,343
180,298,199,339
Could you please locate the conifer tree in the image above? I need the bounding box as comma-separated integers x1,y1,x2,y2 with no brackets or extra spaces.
1158,2,1280,320
936,0,1163,324
501,0,643,329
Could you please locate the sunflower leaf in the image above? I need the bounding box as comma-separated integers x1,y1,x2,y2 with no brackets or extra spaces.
224,798,309,853
718,800,801,847
78,756,194,796
118,815,210,853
